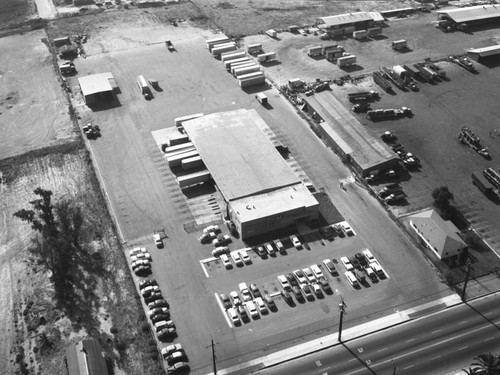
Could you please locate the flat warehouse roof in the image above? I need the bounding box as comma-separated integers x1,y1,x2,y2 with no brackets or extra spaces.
317,12,380,27
78,72,114,96
468,44,500,57
231,183,318,223
305,91,397,172
438,4,500,23
183,109,300,201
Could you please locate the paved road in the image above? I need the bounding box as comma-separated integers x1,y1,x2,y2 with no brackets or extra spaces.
253,293,500,375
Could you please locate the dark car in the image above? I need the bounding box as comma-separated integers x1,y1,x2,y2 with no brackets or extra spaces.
144,291,163,304
139,279,157,290
355,252,368,267
134,264,151,275
220,293,232,309
286,273,299,287
250,283,261,298
333,224,345,237
319,279,333,294
281,291,294,306
264,294,276,310
350,256,362,270
292,286,305,303
157,327,176,341
237,305,249,321
166,350,187,365
148,299,169,309
301,284,315,301
151,313,171,324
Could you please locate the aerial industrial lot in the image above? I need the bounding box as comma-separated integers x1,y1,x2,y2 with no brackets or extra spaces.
1,1,500,375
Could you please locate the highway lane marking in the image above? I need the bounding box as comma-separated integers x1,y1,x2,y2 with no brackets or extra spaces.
431,329,442,334
405,338,415,343
458,346,469,351
403,365,415,370
316,360,322,367
458,320,467,325
431,355,442,360
485,312,493,316
377,347,388,352
484,337,495,341
214,292,232,328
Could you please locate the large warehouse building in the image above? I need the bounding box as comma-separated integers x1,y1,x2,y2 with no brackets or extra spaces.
467,45,500,61
316,11,384,30
78,72,116,107
437,4,500,26
183,109,319,240
304,91,400,177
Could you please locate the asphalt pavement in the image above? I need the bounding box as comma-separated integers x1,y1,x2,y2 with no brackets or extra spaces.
250,292,500,375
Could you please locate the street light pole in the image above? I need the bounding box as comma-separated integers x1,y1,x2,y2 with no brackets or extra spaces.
338,296,347,342
211,339,217,375
461,259,473,301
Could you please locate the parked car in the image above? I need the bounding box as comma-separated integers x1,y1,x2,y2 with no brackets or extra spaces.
212,246,230,257
134,264,151,275
319,278,332,294
240,249,252,265
154,320,175,332
199,231,217,244
293,269,308,285
290,235,302,249
345,271,360,288
144,291,163,304
312,283,323,297
265,243,276,256
151,313,171,324
286,273,299,287
301,284,314,300
148,307,168,317
227,307,241,325
310,264,324,280
340,256,354,271
148,299,169,309
370,262,386,279
292,286,305,303
340,221,354,236
139,278,157,290
245,301,260,319
355,252,369,267
277,275,291,291
131,252,152,262
332,224,344,237
142,285,160,297
281,291,294,306
363,248,376,263
302,267,316,283
203,225,220,234
166,361,189,374
237,305,249,321
213,234,231,247
250,283,261,298
274,239,285,254
350,256,362,270
157,327,176,341
264,294,276,310
231,251,244,267
239,282,252,302
365,266,377,281
323,259,338,276
220,254,232,269
255,246,266,257
220,293,232,309
132,259,150,270
161,343,183,358
254,297,268,314
229,291,241,306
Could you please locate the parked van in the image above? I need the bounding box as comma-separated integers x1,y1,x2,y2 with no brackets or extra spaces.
255,93,268,105
137,75,152,100
345,271,359,288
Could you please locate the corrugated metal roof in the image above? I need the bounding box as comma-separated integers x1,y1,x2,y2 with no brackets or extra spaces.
183,109,300,202
467,44,500,57
66,339,108,375
304,91,398,173
317,12,380,27
438,4,500,23
78,73,114,96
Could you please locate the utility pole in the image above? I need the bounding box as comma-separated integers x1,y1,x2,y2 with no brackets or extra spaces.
461,259,473,301
338,296,347,342
211,339,217,375
392,360,398,375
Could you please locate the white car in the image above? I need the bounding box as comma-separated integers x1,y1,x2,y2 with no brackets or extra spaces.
265,243,276,255
302,267,316,283
254,297,268,314
245,301,259,319
130,252,152,262
161,344,183,358
239,282,252,302
239,249,252,265
131,259,150,270
229,291,241,306
203,225,220,234
345,271,359,287
340,221,354,236
310,264,324,280
141,285,160,297
277,274,291,291
340,256,354,271
274,239,285,253
227,308,241,325
290,235,302,249
129,247,147,256
153,233,163,248
212,246,230,257
323,259,338,275
213,234,232,247
363,248,376,263
220,254,232,269
231,251,244,267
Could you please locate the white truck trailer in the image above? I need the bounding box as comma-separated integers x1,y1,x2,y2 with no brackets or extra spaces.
353,30,368,40
257,52,277,63
221,51,246,63
247,43,263,54
337,55,357,67
206,36,230,51
224,57,250,70
175,113,204,132
307,46,323,57
211,43,236,56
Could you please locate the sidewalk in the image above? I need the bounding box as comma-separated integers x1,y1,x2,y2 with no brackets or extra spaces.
208,294,462,375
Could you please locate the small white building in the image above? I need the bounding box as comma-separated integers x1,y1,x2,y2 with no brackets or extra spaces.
409,209,467,260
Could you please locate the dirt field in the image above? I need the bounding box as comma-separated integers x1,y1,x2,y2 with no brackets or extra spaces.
0,29,77,161
0,0,37,32
191,0,416,36
0,146,163,375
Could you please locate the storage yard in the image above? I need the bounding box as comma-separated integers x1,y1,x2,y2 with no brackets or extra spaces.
2,3,500,375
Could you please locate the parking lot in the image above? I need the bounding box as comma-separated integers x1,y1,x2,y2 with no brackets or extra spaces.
68,18,454,374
